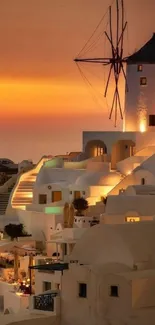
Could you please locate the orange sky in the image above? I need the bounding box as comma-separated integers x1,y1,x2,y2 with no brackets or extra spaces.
0,0,155,161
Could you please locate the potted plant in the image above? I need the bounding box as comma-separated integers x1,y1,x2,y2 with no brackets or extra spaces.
72,197,88,216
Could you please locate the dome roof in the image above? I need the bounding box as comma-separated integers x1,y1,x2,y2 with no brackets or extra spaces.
75,171,121,187
70,222,155,268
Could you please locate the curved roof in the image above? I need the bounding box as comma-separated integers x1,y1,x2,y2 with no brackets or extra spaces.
70,223,155,268
36,167,84,186
75,171,121,187
127,33,155,64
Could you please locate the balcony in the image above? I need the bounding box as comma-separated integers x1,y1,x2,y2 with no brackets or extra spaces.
30,291,60,315
34,292,55,311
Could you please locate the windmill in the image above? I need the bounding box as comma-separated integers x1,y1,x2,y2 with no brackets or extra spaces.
74,0,128,127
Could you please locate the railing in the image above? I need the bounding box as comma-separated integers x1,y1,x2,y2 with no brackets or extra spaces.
33,292,57,311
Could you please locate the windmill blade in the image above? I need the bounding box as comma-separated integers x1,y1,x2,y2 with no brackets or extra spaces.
105,31,115,54
117,21,127,47
74,0,128,127
117,89,123,119
104,63,113,97
109,89,117,119
115,91,118,127
74,57,111,64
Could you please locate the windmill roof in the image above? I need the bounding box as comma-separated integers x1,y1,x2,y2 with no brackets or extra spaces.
127,33,155,64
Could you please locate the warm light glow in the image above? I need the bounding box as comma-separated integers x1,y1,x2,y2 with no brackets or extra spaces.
140,120,146,133
127,170,132,175
126,217,140,223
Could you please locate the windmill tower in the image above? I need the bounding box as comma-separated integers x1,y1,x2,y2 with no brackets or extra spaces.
124,33,155,132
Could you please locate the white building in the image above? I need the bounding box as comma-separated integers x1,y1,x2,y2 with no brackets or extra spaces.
61,222,155,325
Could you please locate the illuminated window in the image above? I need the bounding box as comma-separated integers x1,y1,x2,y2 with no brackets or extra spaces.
149,115,155,126
140,77,147,86
94,147,104,157
74,191,81,199
137,64,143,72
125,217,140,223
52,191,62,202
39,194,47,204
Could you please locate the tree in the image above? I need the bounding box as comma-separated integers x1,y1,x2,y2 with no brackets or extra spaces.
0,172,8,186
72,197,89,216
4,223,28,241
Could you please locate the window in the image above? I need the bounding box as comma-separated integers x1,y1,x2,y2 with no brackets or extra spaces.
70,191,72,195
74,191,81,199
39,194,47,204
125,217,140,223
110,285,119,297
125,145,128,149
137,64,143,72
141,178,145,185
78,283,87,298
43,281,51,292
52,191,62,202
140,77,147,86
52,252,60,257
94,146,104,157
62,243,67,256
82,191,85,195
55,283,60,290
149,115,155,126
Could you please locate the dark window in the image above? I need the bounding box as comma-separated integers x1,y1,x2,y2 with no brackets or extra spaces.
70,191,72,195
125,145,128,149
79,283,87,298
137,64,143,72
110,285,119,297
149,115,155,126
43,281,51,291
63,243,67,256
140,77,147,86
52,252,60,257
82,191,85,195
39,194,47,204
141,178,145,185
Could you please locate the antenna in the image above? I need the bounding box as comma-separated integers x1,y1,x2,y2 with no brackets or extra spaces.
74,0,128,127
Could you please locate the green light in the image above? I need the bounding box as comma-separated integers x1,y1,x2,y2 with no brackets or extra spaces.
45,206,62,214
44,158,63,168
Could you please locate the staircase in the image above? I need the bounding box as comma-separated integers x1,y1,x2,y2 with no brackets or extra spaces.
11,157,49,210
0,183,15,215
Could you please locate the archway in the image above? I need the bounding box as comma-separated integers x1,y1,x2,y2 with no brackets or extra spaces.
111,139,135,170
85,140,107,158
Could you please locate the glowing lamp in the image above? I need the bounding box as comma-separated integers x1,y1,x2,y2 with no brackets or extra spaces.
140,121,146,133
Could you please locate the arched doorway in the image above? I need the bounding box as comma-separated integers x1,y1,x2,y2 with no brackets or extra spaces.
85,140,107,158
111,140,135,170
